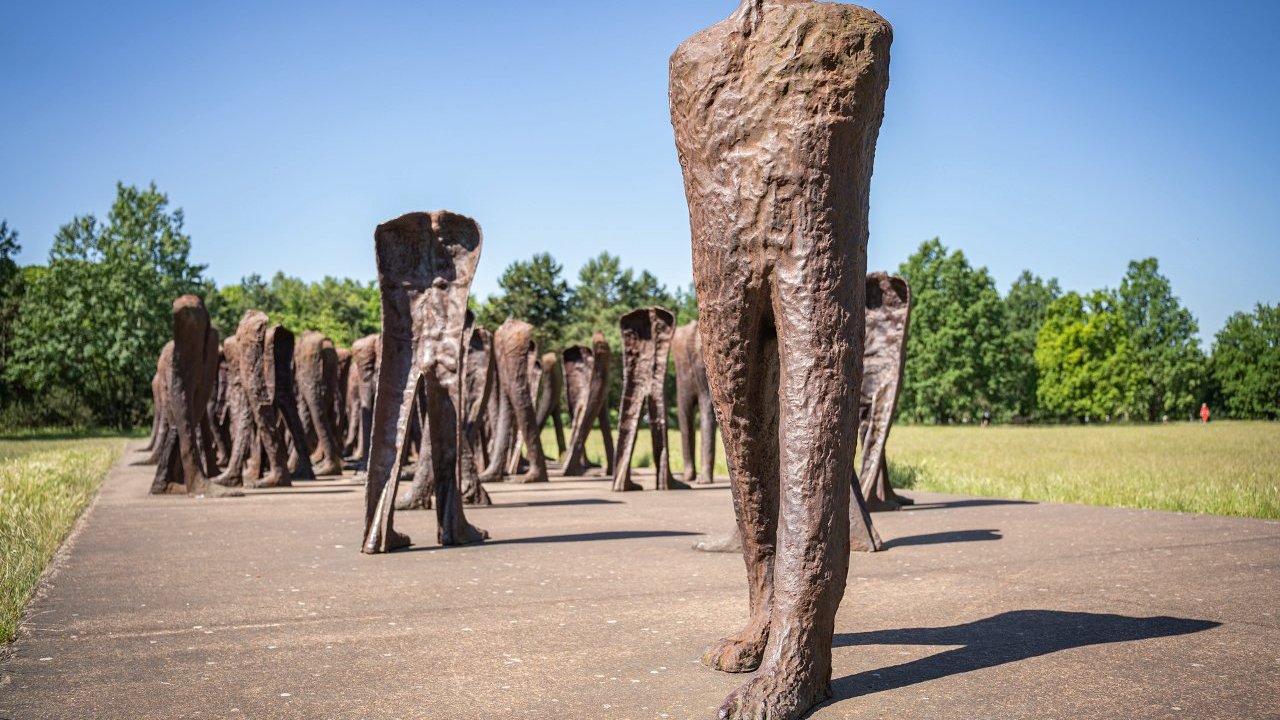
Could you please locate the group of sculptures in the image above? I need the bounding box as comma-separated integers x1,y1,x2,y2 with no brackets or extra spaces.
138,2,899,716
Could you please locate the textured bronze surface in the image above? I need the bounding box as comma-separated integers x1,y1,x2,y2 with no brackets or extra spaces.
333,347,352,454
346,334,379,468
490,319,548,484
536,352,566,460
150,296,239,497
561,332,615,476
134,342,174,466
234,311,292,488
212,336,254,485
858,272,912,512
673,321,717,485
612,307,682,492
266,325,315,481
670,1,892,716
361,211,488,554
296,331,345,476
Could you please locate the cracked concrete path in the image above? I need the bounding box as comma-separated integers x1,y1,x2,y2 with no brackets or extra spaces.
2,442,1277,719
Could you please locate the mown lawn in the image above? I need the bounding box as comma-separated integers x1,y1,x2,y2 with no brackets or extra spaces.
542,420,1280,519
0,433,127,643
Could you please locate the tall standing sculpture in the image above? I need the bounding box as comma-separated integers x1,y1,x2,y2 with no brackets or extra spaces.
150,296,239,497
670,2,892,717
213,336,253,485
334,346,352,451
487,319,548,484
535,352,566,460
362,211,488,554
234,310,292,488
672,320,717,485
858,272,912,511
612,307,682,491
346,333,379,468
560,331,615,476
296,331,346,476
266,325,315,480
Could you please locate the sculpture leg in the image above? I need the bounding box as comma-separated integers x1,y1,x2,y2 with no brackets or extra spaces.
650,385,685,490
599,404,615,477
698,390,717,485
362,365,422,554
479,394,514,482
850,471,883,553
551,405,566,460
280,398,315,480
198,414,221,478
249,402,291,488
395,398,435,511
699,310,778,673
859,384,902,511
676,375,699,484
301,384,344,477
611,375,643,491
561,392,593,475
459,413,491,505
425,370,488,546
506,369,548,485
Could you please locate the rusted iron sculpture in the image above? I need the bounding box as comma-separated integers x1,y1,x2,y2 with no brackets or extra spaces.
333,346,352,452
345,333,379,468
503,349,543,476
265,325,315,480
295,331,346,476
209,347,232,466
213,336,253,485
670,2,892,717
362,211,488,554
235,311,292,488
485,319,548,484
673,320,717,485
150,296,239,497
612,307,682,491
535,352,566,460
560,331,615,476
858,272,913,511
134,342,174,466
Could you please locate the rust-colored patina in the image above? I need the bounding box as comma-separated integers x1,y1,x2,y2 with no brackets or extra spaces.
672,321,717,485
670,1,892,716
858,272,912,512
231,310,292,488
295,331,346,476
488,319,548,484
150,295,239,497
612,307,682,492
266,325,315,481
561,332,615,476
535,352,566,460
361,211,488,554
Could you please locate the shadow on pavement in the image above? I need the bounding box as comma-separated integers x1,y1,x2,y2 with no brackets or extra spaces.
485,530,700,546
505,498,625,508
826,610,1219,705
901,498,1035,512
881,529,1002,548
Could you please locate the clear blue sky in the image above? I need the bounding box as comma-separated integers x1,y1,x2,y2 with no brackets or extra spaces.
2,0,1277,340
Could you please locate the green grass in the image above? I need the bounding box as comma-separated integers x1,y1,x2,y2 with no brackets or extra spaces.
540,425,729,477
0,434,126,643
544,421,1280,519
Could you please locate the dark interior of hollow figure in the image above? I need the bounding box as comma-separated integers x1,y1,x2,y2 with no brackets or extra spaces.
670,1,893,717
362,210,488,554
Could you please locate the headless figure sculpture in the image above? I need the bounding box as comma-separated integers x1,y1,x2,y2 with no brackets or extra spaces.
150,295,239,497
295,331,346,476
135,342,174,466
671,1,892,717
346,334,379,469
859,272,913,511
561,331,616,476
266,325,315,480
673,321,717,485
489,319,549,484
535,352,567,461
612,307,684,491
362,211,488,553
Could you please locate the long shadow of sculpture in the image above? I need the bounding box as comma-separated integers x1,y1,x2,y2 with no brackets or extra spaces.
150,295,239,497
560,332,615,476
536,352,567,461
827,610,1219,702
613,307,684,492
671,3,893,717
880,529,1001,549
859,272,913,512
673,320,716,485
362,211,488,554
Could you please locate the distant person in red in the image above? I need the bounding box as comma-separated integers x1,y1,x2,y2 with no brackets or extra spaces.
1200,403,1211,424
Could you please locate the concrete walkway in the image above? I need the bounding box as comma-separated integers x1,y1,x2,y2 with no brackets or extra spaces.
2,443,1277,719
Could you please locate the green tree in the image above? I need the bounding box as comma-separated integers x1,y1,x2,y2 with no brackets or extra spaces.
896,239,1011,423
208,272,379,347
1211,304,1280,419
1118,258,1206,420
1034,290,1143,420
0,221,24,401
6,183,207,427
480,253,574,349
1004,271,1061,418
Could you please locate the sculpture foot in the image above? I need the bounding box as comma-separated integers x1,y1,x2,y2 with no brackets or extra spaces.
478,472,505,484
385,528,412,552
717,658,830,720
312,460,344,477
893,493,914,506
612,479,642,492
661,477,692,490
507,470,548,484
249,474,291,489
865,497,902,512
694,476,715,485
692,533,743,554
394,493,431,511
702,622,768,673
191,482,244,499
462,485,492,506
210,474,243,488
440,521,488,547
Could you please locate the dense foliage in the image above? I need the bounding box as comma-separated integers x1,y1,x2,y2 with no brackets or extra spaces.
0,184,1274,427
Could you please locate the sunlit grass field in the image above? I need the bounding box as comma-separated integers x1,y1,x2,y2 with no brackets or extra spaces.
542,420,1279,519
0,434,126,643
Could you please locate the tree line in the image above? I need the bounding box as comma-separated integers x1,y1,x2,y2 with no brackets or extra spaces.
0,182,1275,428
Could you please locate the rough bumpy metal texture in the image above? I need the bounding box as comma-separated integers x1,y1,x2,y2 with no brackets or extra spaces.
210,347,232,467
236,310,292,488
334,347,352,454
346,334,379,468
265,325,315,480
673,320,717,485
612,307,682,492
150,296,239,497
296,331,346,476
490,319,548,484
670,1,892,717
858,272,912,512
362,211,488,554
536,352,566,460
135,342,174,466
560,332,615,476
212,336,253,485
